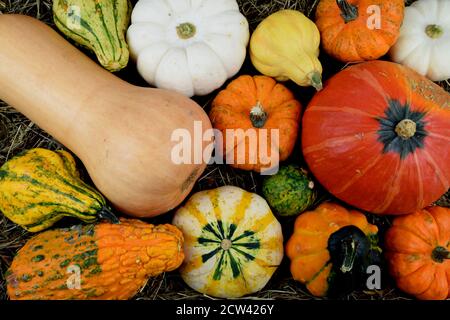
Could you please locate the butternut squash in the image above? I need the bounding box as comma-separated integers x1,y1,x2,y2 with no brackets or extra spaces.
0,15,212,217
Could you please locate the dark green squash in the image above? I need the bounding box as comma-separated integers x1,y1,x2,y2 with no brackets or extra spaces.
262,165,317,217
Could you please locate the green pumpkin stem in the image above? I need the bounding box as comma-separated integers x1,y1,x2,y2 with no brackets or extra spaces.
340,238,358,273
337,0,359,23
250,102,268,128
309,71,323,91
425,24,444,39
432,246,450,263
98,207,120,224
176,22,196,40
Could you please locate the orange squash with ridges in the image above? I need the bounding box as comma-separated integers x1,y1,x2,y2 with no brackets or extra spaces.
6,219,184,300
315,0,404,62
210,75,301,173
385,206,450,300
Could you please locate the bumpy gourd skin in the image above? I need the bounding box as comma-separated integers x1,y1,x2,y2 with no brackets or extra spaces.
53,0,131,72
6,219,184,300
262,165,317,216
0,148,112,232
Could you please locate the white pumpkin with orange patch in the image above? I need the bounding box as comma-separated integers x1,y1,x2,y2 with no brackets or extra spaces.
172,186,283,298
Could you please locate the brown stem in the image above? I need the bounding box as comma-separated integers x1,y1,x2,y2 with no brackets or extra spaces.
395,119,416,140
337,0,359,23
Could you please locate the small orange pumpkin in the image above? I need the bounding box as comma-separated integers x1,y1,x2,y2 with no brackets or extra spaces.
209,75,301,172
315,0,404,62
385,206,450,300
286,202,380,297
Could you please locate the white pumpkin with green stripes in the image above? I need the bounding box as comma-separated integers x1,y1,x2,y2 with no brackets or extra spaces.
172,186,283,298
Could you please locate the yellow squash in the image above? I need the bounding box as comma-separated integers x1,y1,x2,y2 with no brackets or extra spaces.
0,148,117,232
250,9,323,90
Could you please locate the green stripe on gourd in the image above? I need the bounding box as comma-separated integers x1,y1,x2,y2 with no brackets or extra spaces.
199,221,260,281
53,0,131,72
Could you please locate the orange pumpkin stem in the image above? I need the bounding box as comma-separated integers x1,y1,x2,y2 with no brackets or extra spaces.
250,102,268,128
336,0,358,23
395,119,416,140
432,246,450,263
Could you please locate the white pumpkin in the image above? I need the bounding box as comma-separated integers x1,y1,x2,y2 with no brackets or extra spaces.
172,186,284,298
127,0,250,97
390,0,450,81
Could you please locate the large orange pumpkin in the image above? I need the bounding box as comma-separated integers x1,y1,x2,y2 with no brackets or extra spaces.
385,206,450,300
315,0,404,62
210,75,302,173
302,61,450,215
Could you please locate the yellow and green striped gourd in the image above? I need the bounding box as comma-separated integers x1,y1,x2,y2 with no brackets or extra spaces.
0,148,117,232
53,0,131,72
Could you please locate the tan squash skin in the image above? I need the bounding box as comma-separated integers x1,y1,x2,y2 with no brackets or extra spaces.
0,15,212,217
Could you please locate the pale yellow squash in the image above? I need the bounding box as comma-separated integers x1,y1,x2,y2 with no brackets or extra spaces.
250,10,323,90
